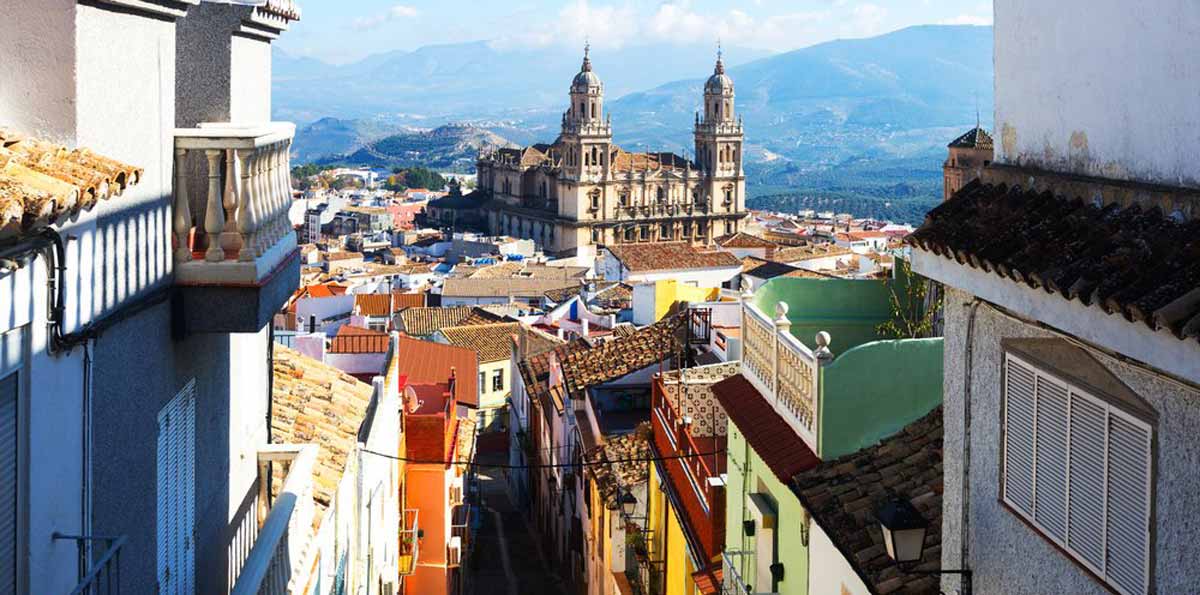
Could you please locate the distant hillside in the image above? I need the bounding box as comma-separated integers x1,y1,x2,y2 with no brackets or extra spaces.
292,117,414,163
316,124,516,171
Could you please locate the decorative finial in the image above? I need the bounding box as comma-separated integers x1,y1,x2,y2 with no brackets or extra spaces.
582,39,592,72
715,38,725,75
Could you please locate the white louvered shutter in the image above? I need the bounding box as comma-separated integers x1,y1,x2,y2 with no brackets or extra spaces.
1034,374,1069,543
1106,413,1150,595
1003,353,1152,595
157,379,196,595
1067,393,1106,572
1003,357,1036,516
0,372,17,594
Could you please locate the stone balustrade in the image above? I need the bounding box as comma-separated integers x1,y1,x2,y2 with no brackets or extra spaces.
740,295,832,454
173,122,298,286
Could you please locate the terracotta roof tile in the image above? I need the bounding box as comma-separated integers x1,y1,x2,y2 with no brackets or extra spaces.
605,242,741,273
771,243,853,264
518,340,587,415
329,325,390,354
908,180,1200,342
584,428,652,508
441,277,579,298
790,407,943,595
354,294,394,317
271,345,374,529
396,306,505,337
711,374,819,482
948,126,993,149
560,313,684,397
716,232,777,249
394,336,479,407
0,127,142,240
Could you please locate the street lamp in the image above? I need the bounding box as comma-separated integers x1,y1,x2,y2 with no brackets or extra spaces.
620,489,638,517
875,497,972,594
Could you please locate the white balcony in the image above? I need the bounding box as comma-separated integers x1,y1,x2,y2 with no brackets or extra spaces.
399,508,421,576
229,444,319,595
740,299,832,455
172,122,300,332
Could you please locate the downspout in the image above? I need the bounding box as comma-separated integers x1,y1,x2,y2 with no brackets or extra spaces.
80,340,93,581
958,298,981,595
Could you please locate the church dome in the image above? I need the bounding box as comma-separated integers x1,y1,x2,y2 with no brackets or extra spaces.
705,52,733,94
571,44,601,91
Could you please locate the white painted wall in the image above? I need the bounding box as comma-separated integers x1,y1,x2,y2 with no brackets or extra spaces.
295,295,356,329
229,35,271,123
808,521,870,595
632,284,657,326
625,266,741,289
994,0,1200,187
325,352,389,376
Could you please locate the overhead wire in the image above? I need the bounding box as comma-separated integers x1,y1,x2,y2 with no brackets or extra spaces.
360,447,725,470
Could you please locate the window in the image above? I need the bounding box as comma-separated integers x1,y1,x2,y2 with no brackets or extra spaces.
682,222,692,238
1,371,17,593
479,372,486,395
639,226,650,241
618,192,629,207
624,227,635,242
724,187,733,205
492,370,504,393
725,221,733,234
660,224,672,240
591,228,601,243
656,186,665,203
1003,353,1151,595
589,191,600,211
157,379,197,594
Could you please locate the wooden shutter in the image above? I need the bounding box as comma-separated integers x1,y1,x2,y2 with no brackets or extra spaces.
1003,356,1036,516
0,372,17,594
157,379,196,595
1106,412,1150,595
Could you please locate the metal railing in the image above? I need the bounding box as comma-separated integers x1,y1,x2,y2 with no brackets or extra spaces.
230,444,319,595
52,533,127,595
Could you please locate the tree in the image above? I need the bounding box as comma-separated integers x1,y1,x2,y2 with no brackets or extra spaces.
402,167,447,191
876,258,942,339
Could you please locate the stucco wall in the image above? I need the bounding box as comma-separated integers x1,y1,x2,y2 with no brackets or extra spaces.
752,277,896,352
940,286,1200,595
808,521,870,595
994,0,1200,187
0,0,76,141
724,423,809,595
819,338,943,459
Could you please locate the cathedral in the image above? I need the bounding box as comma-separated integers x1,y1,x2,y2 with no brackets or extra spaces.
476,46,748,255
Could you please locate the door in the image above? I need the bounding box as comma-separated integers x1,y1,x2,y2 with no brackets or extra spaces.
156,379,196,594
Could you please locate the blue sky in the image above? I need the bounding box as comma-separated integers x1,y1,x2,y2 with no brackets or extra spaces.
277,0,993,64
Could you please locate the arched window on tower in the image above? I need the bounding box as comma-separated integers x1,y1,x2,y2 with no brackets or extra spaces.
590,102,596,119
591,146,599,166
656,186,665,203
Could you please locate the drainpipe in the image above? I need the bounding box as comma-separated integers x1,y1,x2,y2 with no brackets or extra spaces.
957,298,981,595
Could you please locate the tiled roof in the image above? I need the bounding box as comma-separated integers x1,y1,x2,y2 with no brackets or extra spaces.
396,306,504,337
439,322,522,363
441,277,579,298
325,251,363,262
948,126,993,150
790,407,943,595
519,340,587,415
329,325,390,354
741,256,800,279
711,374,819,482
354,294,393,317
591,283,634,311
584,427,652,508
392,291,427,309
908,180,1200,342
605,242,741,273
271,345,374,529
0,128,142,240
394,335,479,407
715,232,777,249
771,243,852,264
560,313,684,397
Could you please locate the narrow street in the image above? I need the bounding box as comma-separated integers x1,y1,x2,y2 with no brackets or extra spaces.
467,436,568,595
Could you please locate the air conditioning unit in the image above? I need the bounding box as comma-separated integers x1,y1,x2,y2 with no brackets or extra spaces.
449,475,464,505
448,536,462,567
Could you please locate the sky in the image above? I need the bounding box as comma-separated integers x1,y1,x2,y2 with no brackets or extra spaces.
276,0,993,65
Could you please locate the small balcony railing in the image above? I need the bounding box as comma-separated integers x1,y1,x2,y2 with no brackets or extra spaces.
230,444,318,595
722,552,754,595
52,533,127,595
173,122,298,286
399,508,420,576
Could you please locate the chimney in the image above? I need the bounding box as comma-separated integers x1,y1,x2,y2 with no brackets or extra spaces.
448,366,458,406
581,318,590,338
557,327,565,341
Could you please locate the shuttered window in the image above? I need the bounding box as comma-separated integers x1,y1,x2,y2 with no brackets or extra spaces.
157,379,196,595
0,372,17,595
1002,353,1152,595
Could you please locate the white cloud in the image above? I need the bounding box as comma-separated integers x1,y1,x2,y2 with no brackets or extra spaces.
351,4,419,32
938,13,993,26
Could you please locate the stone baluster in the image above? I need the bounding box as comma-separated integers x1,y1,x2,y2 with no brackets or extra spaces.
220,148,242,254
173,148,192,262
237,149,258,262
281,140,294,240
254,147,270,257
772,301,791,400
204,149,225,262
270,143,284,241
266,144,281,246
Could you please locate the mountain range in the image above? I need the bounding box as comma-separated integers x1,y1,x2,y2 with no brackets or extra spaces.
279,25,994,224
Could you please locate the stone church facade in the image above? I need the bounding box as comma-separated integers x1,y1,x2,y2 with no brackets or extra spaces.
477,47,748,255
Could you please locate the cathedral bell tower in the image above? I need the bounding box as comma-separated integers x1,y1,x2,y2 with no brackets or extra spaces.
561,43,612,181
694,47,745,227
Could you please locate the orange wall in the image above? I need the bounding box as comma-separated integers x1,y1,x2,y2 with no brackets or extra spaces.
405,464,450,595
